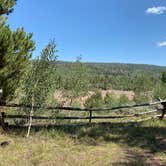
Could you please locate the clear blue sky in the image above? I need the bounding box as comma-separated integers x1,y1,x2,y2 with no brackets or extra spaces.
8,0,166,66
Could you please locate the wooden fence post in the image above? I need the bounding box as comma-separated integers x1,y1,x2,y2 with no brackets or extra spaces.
89,110,92,123
160,102,166,120
0,112,8,130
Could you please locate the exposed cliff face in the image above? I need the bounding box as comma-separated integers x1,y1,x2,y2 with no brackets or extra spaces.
54,89,135,107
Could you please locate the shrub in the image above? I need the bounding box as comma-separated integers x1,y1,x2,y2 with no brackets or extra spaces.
84,91,104,108
104,93,118,107
153,82,166,100
134,93,149,104
118,95,130,106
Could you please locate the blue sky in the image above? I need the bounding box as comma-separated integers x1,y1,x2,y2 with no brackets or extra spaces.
8,0,166,66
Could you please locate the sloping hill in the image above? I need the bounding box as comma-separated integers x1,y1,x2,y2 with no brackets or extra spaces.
56,61,166,77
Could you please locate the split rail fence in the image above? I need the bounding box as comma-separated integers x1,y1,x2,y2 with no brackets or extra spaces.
0,100,166,130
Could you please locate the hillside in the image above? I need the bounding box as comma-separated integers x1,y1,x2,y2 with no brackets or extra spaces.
86,62,166,77
56,61,166,77
54,61,166,91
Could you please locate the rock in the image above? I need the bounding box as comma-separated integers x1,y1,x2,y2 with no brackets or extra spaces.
0,141,9,147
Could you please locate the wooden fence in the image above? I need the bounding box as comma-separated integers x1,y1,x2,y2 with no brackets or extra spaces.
0,100,166,130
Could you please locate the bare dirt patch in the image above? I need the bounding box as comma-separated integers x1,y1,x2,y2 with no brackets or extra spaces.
54,89,135,107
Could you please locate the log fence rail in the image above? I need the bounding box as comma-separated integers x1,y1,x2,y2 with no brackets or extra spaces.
0,100,166,130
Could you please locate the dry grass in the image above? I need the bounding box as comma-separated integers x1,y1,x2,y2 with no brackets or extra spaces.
0,120,165,166
0,133,122,166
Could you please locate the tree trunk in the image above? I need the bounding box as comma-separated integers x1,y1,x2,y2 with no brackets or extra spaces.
26,80,38,137
26,94,34,137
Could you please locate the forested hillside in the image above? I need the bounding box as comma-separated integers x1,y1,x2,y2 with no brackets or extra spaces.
86,62,166,77
54,61,166,92
57,61,166,77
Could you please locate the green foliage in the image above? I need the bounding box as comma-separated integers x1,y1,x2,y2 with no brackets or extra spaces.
104,93,118,107
54,61,164,92
84,91,104,108
104,93,130,107
0,1,35,102
153,82,166,100
60,56,89,104
134,93,149,104
70,57,89,95
133,74,153,93
161,71,166,84
0,0,16,15
118,95,130,106
71,101,81,108
87,62,165,78
153,72,166,100
22,40,57,112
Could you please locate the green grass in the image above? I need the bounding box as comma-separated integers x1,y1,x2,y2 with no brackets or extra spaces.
0,119,165,166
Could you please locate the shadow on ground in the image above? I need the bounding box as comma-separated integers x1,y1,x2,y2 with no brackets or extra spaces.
8,120,166,153
4,120,166,165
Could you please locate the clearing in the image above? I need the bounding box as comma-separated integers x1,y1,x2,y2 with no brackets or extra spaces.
0,120,165,166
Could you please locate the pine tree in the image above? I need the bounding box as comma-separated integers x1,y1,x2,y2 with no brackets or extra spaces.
161,72,166,84
0,0,16,15
63,56,89,105
0,0,35,102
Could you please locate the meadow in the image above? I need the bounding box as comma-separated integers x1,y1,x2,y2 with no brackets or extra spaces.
0,120,165,166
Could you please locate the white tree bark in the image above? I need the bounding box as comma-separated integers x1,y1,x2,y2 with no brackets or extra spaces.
26,94,34,137
26,80,38,137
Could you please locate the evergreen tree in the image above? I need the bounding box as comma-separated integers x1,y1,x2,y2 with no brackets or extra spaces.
104,93,118,107
153,81,166,100
0,0,35,102
63,56,89,105
0,0,16,15
133,74,152,93
161,72,166,84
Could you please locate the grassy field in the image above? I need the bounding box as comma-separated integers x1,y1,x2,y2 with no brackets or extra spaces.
0,120,166,166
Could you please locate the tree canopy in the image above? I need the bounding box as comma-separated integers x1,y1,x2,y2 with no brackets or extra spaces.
0,0,16,15
0,0,35,102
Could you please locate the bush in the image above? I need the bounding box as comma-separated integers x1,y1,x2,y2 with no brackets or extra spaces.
134,93,149,104
118,95,130,106
104,93,118,107
153,82,166,100
84,91,104,108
